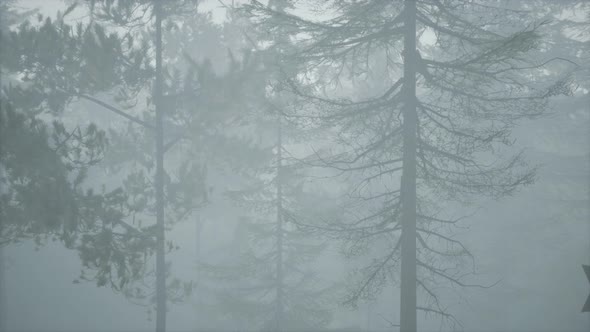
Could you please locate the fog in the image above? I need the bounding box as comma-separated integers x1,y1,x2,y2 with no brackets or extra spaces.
0,1,588,332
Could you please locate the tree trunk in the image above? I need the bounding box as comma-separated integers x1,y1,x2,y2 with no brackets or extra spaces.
399,1,418,332
154,1,167,331
0,237,5,332
275,116,285,332
194,214,203,331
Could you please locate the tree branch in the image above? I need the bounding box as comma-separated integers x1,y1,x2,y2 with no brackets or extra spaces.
76,94,154,129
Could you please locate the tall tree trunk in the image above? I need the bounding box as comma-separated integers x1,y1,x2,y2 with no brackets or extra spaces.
154,1,166,331
0,233,5,332
194,214,203,331
399,1,418,332
275,116,285,332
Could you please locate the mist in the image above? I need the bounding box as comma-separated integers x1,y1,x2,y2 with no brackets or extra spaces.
0,1,589,332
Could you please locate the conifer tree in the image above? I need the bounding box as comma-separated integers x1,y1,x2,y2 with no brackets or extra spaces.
0,2,219,330
243,1,575,330
194,2,338,331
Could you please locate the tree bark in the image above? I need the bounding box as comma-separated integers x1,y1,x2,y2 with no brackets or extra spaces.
154,1,167,331
275,116,285,332
194,214,203,331
0,232,5,332
399,1,418,332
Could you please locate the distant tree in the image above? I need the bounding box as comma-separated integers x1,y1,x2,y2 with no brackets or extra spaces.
197,105,337,331
193,2,339,331
243,0,576,330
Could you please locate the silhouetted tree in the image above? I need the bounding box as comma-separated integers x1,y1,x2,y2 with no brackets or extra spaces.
243,0,575,330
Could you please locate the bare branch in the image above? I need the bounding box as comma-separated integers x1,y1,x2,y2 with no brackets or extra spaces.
76,94,154,129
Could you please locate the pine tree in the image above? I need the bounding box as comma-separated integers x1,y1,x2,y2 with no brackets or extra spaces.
204,114,336,332
0,3,125,330
0,1,217,330
194,3,338,331
243,1,575,330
